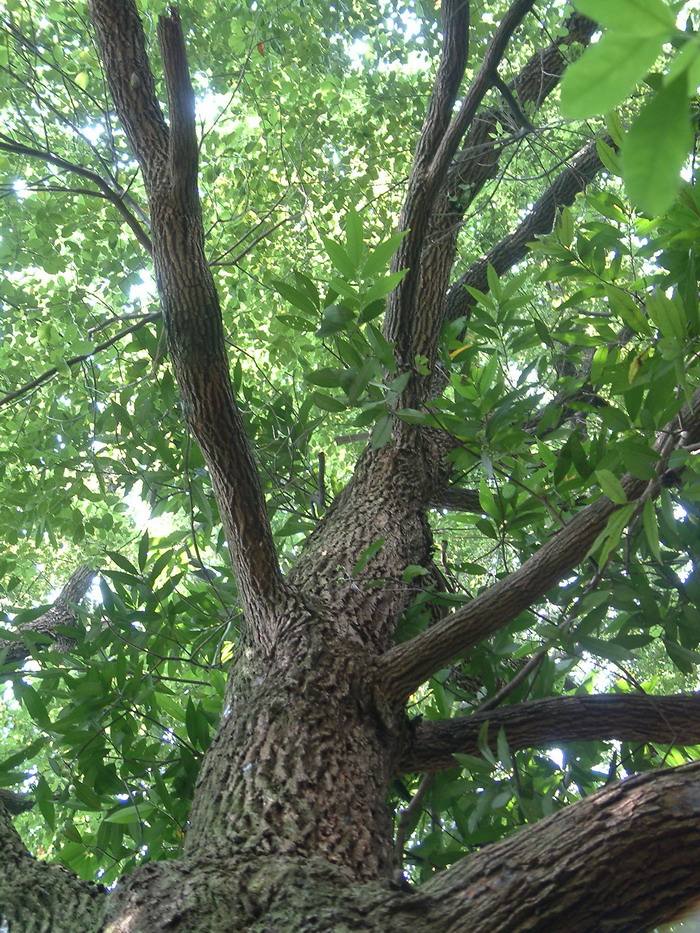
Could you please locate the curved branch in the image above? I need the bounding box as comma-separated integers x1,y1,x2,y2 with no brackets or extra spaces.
380,386,700,701
0,134,152,254
0,312,160,409
408,760,700,933
398,693,700,773
445,135,608,322
88,1,283,626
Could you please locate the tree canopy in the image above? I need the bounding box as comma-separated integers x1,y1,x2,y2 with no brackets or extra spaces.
1,0,700,931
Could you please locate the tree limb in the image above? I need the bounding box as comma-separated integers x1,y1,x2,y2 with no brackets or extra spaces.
409,760,700,933
445,135,608,322
89,0,283,627
398,693,700,773
0,133,152,254
0,564,95,664
380,386,700,701
0,312,160,409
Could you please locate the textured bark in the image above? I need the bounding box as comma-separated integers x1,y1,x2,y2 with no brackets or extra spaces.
0,564,95,663
400,693,700,773
3,2,700,932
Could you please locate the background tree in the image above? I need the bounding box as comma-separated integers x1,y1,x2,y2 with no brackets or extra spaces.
1,0,700,931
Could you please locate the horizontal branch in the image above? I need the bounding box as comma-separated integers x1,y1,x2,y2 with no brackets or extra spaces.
428,484,482,514
0,794,105,932
380,386,700,701
398,693,700,773
0,312,160,409
411,759,700,933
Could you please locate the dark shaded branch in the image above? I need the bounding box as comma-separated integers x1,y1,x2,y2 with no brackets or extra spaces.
428,484,482,513
384,8,594,405
0,795,105,932
0,133,152,253
380,386,700,701
385,0,536,377
0,564,95,663
445,135,608,322
398,694,700,773
89,1,283,625
0,312,160,408
409,760,700,933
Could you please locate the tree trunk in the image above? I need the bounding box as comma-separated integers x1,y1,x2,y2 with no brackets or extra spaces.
2,2,700,932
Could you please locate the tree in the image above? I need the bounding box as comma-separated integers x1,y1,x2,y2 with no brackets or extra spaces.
1,0,700,930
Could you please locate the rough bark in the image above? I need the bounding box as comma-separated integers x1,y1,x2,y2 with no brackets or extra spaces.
2,2,700,932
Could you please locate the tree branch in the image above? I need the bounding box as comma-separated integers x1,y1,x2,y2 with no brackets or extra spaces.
409,760,700,933
380,386,700,701
0,133,152,254
0,312,160,409
88,0,283,627
445,135,608,322
0,564,95,664
398,693,700,773
0,795,105,932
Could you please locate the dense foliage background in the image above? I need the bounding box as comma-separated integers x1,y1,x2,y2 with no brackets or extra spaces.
1,1,699,926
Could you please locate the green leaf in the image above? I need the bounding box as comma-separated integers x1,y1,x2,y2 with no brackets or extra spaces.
104,803,155,824
345,209,364,267
595,469,627,504
573,0,675,36
272,279,318,317
642,498,661,561
352,538,386,576
622,74,694,215
304,368,346,388
560,34,664,119
322,237,358,279
361,231,408,278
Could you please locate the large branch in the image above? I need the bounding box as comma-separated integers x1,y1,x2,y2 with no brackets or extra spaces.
0,564,95,664
383,0,535,380
0,797,105,932
398,693,700,773
88,1,283,627
406,760,700,933
380,386,700,701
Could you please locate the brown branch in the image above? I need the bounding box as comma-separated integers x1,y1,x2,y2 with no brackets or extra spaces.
427,484,482,513
445,135,608,322
0,134,152,254
88,1,283,625
380,386,700,701
0,794,105,932
0,312,160,409
0,565,95,664
398,693,700,774
407,760,700,933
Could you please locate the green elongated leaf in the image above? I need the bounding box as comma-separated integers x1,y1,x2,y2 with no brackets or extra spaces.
577,635,636,664
304,368,346,388
370,414,392,449
35,774,56,830
14,681,52,730
316,304,355,337
643,497,661,560
272,279,318,317
361,231,408,278
322,237,358,279
311,391,346,412
622,74,694,215
104,803,155,824
573,0,674,36
394,408,426,425
345,209,364,267
361,268,408,304
596,469,627,504
352,537,386,576
560,34,663,118
591,345,608,383
137,531,149,572
596,138,622,177
646,288,687,341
